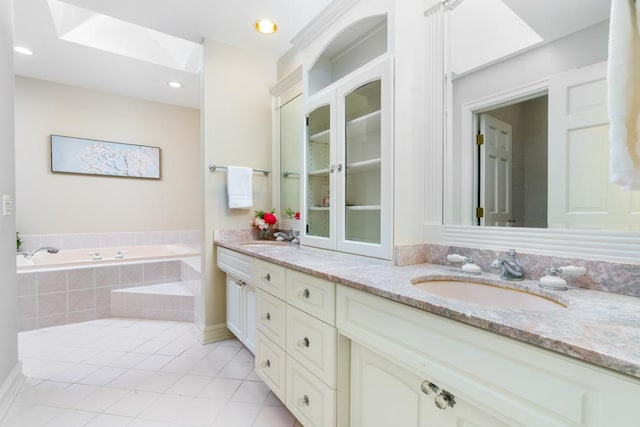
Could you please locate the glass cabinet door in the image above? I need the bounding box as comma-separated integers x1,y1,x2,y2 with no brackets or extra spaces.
343,80,382,245
305,104,332,239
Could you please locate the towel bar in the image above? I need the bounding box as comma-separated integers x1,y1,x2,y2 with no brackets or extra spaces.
208,163,270,176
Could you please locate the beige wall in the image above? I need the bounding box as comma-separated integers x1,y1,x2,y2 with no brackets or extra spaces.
14,77,200,234
200,39,276,338
0,0,19,400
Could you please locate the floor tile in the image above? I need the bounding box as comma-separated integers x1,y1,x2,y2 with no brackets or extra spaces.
104,390,161,417
7,319,300,427
210,402,261,427
231,380,271,404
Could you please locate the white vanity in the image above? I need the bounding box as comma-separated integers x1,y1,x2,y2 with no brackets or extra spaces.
216,241,640,427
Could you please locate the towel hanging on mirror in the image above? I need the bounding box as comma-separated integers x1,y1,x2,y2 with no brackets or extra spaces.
608,0,640,190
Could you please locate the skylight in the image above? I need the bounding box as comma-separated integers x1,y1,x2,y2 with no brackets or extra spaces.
46,0,202,74
448,0,543,76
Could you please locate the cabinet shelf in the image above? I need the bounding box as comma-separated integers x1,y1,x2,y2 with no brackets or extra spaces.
309,206,330,211
309,129,330,144
346,205,381,211
346,158,381,172
347,110,381,140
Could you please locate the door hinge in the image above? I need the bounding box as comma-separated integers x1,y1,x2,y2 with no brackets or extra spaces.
476,207,484,218
476,134,484,145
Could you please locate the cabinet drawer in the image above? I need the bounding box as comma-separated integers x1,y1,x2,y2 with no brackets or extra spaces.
256,288,286,348
255,332,286,403
252,259,286,299
217,247,251,281
286,355,336,427
287,305,337,388
287,270,336,325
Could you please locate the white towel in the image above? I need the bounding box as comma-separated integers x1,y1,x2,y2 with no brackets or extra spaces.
608,0,640,190
227,166,253,209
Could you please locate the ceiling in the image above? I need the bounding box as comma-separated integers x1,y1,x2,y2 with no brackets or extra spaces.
13,0,333,109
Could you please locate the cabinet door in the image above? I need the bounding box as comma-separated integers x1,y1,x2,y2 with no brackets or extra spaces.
302,91,336,250
245,283,256,354
226,276,243,341
350,342,453,427
336,57,393,259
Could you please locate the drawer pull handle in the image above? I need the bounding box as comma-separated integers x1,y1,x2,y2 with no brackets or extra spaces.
297,337,310,348
420,381,439,395
297,395,310,407
434,390,456,410
299,288,310,299
261,359,271,369
234,279,246,287
261,312,271,321
262,273,271,282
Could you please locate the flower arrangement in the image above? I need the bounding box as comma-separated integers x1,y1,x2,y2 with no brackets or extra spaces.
252,209,278,231
285,208,300,220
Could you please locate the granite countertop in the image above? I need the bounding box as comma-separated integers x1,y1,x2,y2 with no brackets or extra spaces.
215,238,640,380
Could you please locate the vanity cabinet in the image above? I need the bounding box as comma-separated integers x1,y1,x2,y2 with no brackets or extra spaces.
250,253,340,426
338,285,640,427
302,56,393,260
217,247,256,353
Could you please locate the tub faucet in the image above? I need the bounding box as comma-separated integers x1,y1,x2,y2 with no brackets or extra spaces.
490,249,524,281
18,246,59,259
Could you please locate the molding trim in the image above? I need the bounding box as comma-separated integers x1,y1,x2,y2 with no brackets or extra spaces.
0,362,24,422
290,0,360,50
270,66,303,104
197,322,233,345
443,225,640,264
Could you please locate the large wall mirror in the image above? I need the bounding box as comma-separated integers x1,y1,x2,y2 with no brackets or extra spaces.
443,0,640,232
280,94,302,219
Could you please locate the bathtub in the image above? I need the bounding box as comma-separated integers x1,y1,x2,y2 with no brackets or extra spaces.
17,244,199,272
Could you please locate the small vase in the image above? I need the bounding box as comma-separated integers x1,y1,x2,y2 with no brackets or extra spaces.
258,226,272,240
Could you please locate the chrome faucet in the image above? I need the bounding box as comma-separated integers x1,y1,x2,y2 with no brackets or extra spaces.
490,249,524,281
17,246,59,259
273,231,299,244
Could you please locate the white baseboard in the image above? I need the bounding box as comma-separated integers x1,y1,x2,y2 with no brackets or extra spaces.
197,322,233,345
0,362,24,422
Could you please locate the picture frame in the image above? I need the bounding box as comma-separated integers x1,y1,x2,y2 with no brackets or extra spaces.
50,134,161,179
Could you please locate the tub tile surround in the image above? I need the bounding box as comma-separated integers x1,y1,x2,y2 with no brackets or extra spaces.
17,259,202,331
215,237,640,379
395,243,640,298
18,230,201,253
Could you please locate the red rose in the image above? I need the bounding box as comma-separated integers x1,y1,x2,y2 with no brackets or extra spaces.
263,212,277,225
294,212,300,219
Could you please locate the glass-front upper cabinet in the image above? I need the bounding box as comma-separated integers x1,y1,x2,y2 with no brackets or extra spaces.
302,56,392,259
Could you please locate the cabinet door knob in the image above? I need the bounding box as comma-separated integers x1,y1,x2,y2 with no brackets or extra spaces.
261,312,271,321
420,381,439,395
336,164,343,172
297,395,310,407
261,359,271,369
434,390,456,410
299,288,310,299
297,337,310,348
262,273,271,282
234,279,246,287
329,164,335,173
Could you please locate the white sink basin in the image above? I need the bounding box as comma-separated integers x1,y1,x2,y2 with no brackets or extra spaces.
412,278,565,311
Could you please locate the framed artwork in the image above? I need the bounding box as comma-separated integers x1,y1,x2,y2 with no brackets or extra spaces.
51,135,161,179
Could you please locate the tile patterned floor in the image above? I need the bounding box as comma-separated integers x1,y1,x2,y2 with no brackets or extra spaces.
1,318,302,427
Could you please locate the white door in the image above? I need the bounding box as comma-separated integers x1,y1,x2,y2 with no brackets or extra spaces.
548,61,640,229
226,276,243,341
480,114,513,226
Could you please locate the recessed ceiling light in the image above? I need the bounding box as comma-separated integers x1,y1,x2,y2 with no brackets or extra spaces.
254,19,278,35
14,46,33,56
168,81,182,88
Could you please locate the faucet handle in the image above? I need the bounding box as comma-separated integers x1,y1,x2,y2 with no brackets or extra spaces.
446,253,481,275
556,265,587,277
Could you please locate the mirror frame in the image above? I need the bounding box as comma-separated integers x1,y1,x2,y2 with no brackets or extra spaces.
431,0,640,264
